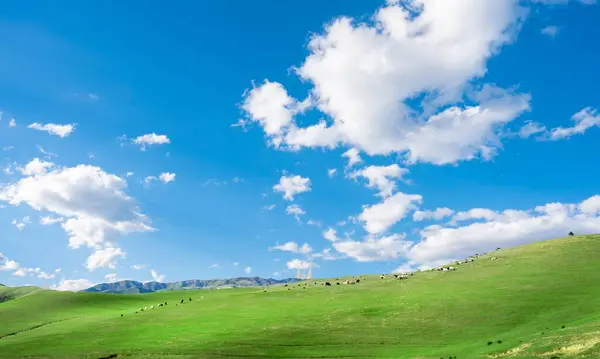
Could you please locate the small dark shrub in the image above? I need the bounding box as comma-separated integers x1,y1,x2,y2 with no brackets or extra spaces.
561,325,566,329
497,340,502,344
487,341,493,345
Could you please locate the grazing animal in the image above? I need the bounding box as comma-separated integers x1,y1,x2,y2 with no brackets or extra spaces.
284,284,288,287
568,231,575,236
165,302,167,305
380,275,386,279
491,257,497,261
121,314,123,317
158,303,163,307
150,305,154,309
189,297,192,301
180,299,184,304
356,279,360,283
325,282,331,286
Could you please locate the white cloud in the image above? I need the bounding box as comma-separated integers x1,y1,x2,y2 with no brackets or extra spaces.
85,247,126,271
342,148,362,167
159,172,176,183
232,262,239,266
241,1,535,165
88,93,100,101
28,123,75,138
323,228,339,242
40,216,64,225
51,279,95,292
263,204,276,211
239,80,312,147
244,266,252,274
531,0,596,4
273,175,311,200
327,168,337,178
413,207,454,222
132,133,171,150
549,107,600,140
579,195,600,215
17,158,55,176
332,234,411,262
131,264,146,270
8,118,16,127
286,259,311,270
407,195,600,266
518,120,547,138
269,241,313,254
359,192,422,234
541,25,559,37
307,219,322,227
105,273,118,282
350,164,409,198
451,208,500,224
0,165,154,270
150,269,165,282
0,253,56,279
11,216,31,231
286,204,306,221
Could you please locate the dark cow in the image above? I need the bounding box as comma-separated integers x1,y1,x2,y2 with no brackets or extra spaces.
568,231,575,236
325,282,331,286
180,299,184,304
189,297,192,301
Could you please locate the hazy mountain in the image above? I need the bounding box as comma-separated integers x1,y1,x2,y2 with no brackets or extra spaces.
82,276,301,294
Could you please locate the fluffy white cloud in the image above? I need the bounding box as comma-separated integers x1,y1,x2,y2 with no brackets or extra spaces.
131,264,146,270
28,122,75,137
286,204,306,222
150,269,165,282
579,195,600,215
85,247,126,271
8,118,16,127
159,172,176,183
359,192,422,234
0,165,154,270
518,120,547,138
269,241,313,254
350,164,409,198
549,107,600,140
51,279,95,292
286,259,311,270
105,273,118,282
407,195,600,266
273,175,311,200
451,208,500,223
332,234,411,262
327,168,337,178
342,148,362,168
132,133,171,150
413,207,454,221
40,216,64,225
17,158,55,176
144,172,176,186
241,0,535,165
244,266,252,274
323,228,339,242
0,253,56,279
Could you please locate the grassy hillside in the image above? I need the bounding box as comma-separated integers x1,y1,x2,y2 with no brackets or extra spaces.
1,234,600,359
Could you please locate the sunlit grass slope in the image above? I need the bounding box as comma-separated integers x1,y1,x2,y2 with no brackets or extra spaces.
2,234,600,359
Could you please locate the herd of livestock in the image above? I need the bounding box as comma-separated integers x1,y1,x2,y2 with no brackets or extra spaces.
127,243,538,317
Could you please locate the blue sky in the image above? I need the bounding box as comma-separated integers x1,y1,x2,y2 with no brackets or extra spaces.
1,0,599,291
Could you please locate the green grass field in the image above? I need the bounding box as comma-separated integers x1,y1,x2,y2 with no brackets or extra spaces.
2,234,600,359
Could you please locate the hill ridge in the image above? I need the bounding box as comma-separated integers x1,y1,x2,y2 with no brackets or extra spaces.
82,276,301,294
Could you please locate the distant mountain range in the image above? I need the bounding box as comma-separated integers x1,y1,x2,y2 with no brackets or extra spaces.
81,276,301,294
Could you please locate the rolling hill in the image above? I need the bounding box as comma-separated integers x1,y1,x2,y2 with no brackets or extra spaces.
1,234,600,358
82,276,301,294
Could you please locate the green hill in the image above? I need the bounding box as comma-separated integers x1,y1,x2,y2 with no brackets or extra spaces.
1,234,600,358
